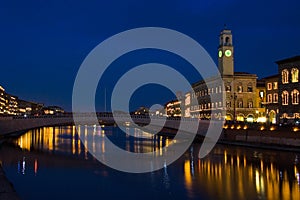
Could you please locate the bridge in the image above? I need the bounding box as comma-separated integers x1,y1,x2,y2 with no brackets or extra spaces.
0,114,218,138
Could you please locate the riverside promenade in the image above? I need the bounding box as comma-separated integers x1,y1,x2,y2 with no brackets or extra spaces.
219,122,300,151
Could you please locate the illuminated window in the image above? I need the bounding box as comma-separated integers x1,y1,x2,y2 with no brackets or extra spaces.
259,91,264,98
282,91,289,105
273,93,278,103
273,82,278,89
291,89,299,105
267,94,272,103
282,69,289,84
267,83,272,90
291,68,299,83
219,102,222,107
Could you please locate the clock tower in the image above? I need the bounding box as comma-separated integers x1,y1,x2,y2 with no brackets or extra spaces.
218,28,234,76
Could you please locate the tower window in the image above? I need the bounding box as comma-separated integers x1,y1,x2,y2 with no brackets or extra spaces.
225,37,230,45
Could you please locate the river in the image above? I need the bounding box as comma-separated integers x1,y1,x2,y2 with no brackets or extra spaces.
0,125,299,200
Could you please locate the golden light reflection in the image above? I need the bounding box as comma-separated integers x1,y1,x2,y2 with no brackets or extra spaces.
183,147,300,200
184,160,192,189
17,126,82,157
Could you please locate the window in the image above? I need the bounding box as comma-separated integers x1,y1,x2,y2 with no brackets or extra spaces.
267,94,272,103
238,99,243,108
291,89,299,105
219,86,222,93
282,91,289,105
237,83,243,93
211,88,214,94
282,69,289,84
226,101,231,108
291,68,299,83
219,102,222,107
248,100,253,108
259,91,264,99
247,83,253,92
226,85,231,92
273,82,278,89
273,93,278,103
267,83,272,90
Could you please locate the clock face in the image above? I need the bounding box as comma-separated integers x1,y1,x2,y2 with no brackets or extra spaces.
218,50,222,58
225,49,232,57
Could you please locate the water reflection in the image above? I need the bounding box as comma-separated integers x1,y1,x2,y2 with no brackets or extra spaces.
183,145,300,200
0,126,299,200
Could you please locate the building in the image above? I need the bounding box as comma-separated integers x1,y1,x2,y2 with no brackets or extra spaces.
0,85,19,115
255,79,267,123
190,28,260,122
0,85,6,114
261,74,279,124
6,94,18,115
165,99,182,117
184,92,191,117
276,55,300,124
18,99,44,116
45,106,65,115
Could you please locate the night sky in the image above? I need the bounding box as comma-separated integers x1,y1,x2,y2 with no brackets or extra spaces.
1,0,300,111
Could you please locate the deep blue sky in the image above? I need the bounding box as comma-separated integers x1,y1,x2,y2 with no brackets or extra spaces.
1,0,300,111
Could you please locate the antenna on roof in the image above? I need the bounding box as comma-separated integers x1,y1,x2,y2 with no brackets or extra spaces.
224,24,227,29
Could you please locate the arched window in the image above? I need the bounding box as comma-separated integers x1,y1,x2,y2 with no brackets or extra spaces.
226,101,231,108
291,68,299,83
267,94,272,103
282,69,289,84
273,93,278,103
247,83,253,92
225,37,230,45
291,89,299,105
238,99,243,108
237,82,243,93
226,85,231,92
282,91,289,105
248,99,253,108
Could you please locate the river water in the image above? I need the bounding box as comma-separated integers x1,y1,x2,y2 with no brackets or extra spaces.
0,125,299,200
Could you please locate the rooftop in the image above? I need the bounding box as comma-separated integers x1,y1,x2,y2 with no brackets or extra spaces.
275,55,300,64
